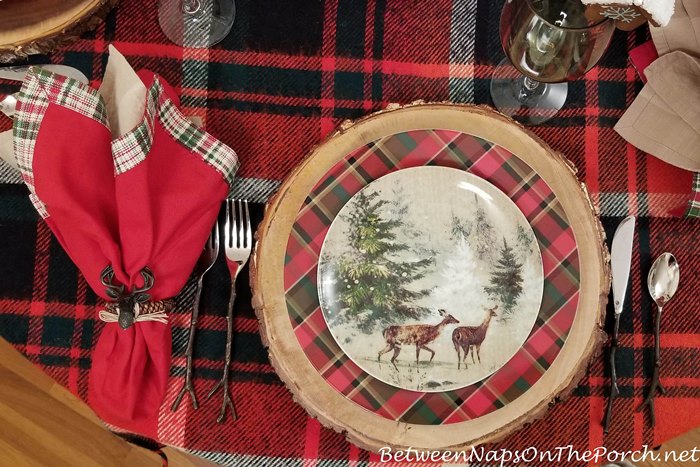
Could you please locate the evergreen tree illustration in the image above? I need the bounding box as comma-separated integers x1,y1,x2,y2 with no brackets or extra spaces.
336,189,432,332
515,223,535,261
484,237,524,318
450,213,472,241
472,194,496,262
388,181,436,258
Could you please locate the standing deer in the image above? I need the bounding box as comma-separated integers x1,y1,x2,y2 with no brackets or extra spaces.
377,309,459,370
452,305,498,369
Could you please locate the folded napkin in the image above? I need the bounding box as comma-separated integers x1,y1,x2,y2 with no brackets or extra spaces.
615,51,700,172
650,0,700,55
13,46,238,437
615,0,700,217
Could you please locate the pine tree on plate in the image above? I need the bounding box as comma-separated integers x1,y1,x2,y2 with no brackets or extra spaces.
336,190,432,332
484,237,524,318
472,195,496,262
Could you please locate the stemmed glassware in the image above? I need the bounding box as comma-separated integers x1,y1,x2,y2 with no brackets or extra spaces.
158,0,235,48
491,0,615,125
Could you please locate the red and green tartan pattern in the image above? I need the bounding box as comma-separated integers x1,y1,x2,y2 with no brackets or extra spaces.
3,0,700,464
284,129,581,424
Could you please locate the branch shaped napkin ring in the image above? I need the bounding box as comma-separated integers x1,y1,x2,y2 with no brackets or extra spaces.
12,45,238,437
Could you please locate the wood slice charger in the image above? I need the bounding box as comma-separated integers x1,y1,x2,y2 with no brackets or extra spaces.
251,103,610,452
0,0,119,63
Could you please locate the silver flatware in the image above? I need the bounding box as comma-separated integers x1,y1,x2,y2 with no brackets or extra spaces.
0,64,89,83
207,199,251,423
637,252,679,426
603,215,635,433
171,222,220,412
0,93,17,119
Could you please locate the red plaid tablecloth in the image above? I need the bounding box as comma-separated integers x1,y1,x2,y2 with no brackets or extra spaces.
1,0,700,465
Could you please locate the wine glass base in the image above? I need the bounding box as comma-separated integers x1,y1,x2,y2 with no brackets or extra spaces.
490,58,567,126
158,0,235,48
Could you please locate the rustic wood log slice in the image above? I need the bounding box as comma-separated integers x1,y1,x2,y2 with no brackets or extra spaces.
251,103,610,452
0,0,119,63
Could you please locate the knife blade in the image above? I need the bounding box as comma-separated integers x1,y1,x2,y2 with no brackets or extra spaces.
611,215,635,315
0,65,89,84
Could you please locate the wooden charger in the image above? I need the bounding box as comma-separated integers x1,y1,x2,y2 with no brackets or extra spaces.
251,103,610,452
0,0,119,63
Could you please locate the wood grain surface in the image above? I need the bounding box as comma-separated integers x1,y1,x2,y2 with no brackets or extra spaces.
0,337,214,467
0,0,118,62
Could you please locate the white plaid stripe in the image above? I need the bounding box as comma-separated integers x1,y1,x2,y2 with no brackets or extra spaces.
113,77,238,184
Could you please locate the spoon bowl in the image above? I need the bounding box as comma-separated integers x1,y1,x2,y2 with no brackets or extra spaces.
647,253,680,309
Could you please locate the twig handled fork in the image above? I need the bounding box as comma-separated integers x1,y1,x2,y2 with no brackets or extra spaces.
207,199,252,423
171,199,252,424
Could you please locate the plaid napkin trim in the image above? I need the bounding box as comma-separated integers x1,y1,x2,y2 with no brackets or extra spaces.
13,68,109,219
111,82,157,174
112,77,239,184
159,95,239,185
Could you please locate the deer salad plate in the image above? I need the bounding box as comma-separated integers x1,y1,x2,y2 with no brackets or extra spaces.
317,166,544,392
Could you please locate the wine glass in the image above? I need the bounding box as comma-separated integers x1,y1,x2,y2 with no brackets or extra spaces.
158,0,235,48
490,0,615,125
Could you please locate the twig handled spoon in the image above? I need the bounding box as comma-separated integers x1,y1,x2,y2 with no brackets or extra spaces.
636,252,679,426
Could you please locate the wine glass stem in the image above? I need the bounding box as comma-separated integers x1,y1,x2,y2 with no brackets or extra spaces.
517,76,542,103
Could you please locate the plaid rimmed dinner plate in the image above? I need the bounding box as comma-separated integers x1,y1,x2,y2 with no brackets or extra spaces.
283,128,581,425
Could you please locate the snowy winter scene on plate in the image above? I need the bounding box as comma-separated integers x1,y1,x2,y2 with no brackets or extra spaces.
317,166,544,392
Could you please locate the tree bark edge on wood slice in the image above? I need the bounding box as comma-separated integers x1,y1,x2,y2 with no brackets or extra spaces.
250,103,610,452
0,0,120,63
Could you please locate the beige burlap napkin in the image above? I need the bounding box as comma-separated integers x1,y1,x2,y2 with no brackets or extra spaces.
615,0,700,172
614,51,700,171
650,0,700,55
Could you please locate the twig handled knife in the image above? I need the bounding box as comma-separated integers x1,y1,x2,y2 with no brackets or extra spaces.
603,215,635,434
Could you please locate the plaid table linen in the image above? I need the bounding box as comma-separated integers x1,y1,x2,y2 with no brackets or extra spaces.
1,0,700,465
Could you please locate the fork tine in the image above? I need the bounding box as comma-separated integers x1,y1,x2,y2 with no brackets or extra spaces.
212,218,219,253
243,200,251,249
231,199,238,248
236,199,244,248
224,199,231,248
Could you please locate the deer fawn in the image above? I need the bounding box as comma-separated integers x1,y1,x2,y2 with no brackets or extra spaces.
451,305,498,369
377,309,459,370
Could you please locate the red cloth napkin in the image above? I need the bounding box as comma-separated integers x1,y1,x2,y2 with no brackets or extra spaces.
13,67,238,437
629,40,660,83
